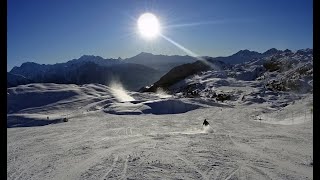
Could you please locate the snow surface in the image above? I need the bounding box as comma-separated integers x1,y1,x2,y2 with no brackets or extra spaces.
7,83,313,179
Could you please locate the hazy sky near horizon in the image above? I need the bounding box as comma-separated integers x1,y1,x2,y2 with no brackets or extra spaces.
7,0,312,70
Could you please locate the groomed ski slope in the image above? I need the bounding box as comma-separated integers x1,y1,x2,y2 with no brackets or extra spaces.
7,83,313,179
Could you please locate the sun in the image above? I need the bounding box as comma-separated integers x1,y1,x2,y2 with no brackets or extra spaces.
137,13,161,39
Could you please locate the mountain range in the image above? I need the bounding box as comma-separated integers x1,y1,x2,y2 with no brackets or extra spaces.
142,48,313,96
8,48,312,91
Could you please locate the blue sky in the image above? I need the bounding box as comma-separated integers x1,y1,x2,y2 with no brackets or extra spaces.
7,0,313,70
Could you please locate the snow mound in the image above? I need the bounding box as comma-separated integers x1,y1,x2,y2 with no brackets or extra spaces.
7,84,80,113
7,83,116,114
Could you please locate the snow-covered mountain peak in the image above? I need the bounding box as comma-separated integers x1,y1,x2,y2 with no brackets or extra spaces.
232,49,261,57
296,48,313,56
134,52,154,58
142,48,312,104
263,48,283,56
78,55,104,61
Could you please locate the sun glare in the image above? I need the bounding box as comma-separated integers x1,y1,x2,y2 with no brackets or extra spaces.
137,13,161,39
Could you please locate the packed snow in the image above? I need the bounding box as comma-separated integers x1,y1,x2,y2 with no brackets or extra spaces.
7,83,312,179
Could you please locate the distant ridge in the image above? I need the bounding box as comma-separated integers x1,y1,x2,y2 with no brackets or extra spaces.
8,48,312,90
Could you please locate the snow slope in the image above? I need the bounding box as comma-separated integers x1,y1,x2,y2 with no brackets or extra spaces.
7,83,312,179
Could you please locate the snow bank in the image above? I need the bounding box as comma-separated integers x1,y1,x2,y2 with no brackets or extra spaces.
7,84,79,113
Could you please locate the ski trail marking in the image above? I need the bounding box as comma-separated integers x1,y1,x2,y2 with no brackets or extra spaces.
158,149,209,180
116,128,121,135
56,137,148,180
226,131,312,178
121,155,129,180
13,156,43,180
248,165,273,180
224,166,240,180
14,164,33,180
100,155,119,180
9,167,21,180
177,154,209,180
152,142,157,149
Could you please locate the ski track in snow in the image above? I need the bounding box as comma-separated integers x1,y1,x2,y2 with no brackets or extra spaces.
100,155,118,180
56,136,149,180
176,153,209,180
121,155,129,180
224,166,240,180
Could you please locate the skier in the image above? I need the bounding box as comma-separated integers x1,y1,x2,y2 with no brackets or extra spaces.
203,119,209,126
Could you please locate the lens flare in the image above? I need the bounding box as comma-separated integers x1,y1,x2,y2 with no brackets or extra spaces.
159,34,218,69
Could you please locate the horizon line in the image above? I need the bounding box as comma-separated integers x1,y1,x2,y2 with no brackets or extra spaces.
8,47,312,70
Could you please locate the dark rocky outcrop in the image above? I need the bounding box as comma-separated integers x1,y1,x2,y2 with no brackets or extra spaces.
143,60,212,92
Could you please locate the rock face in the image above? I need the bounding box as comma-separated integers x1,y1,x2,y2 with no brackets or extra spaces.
216,93,231,102
143,60,212,92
